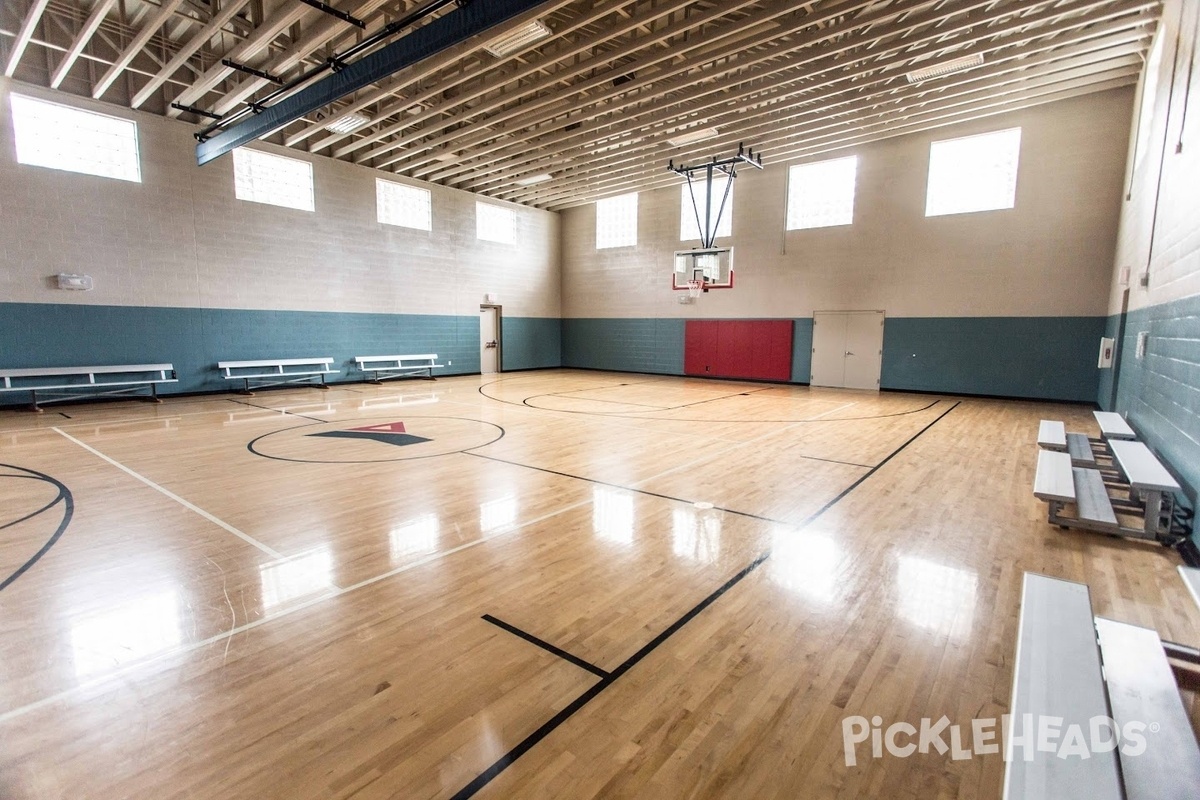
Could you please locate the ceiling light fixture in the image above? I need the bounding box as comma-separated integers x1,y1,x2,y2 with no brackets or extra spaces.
905,53,985,83
515,173,553,186
323,112,372,133
667,127,719,147
483,19,551,57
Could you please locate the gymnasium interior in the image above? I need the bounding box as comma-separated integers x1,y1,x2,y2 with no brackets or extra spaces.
2,0,1199,797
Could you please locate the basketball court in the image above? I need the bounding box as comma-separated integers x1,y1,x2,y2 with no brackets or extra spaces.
0,373,1192,797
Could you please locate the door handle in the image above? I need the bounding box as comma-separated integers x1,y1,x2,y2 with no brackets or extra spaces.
845,351,854,356
485,341,498,348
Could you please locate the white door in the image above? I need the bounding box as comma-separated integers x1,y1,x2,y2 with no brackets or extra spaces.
842,311,884,390
810,312,848,387
480,306,499,374
811,311,884,390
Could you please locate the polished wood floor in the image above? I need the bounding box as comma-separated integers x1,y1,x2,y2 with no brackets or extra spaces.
1,370,1196,799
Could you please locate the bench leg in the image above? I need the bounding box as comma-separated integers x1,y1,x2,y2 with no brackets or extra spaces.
28,389,43,413
143,383,163,404
317,373,329,391
239,378,255,396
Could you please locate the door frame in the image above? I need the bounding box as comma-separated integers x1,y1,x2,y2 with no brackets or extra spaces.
480,304,503,373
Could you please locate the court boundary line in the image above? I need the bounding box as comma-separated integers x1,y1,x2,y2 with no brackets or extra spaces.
476,376,942,422
451,401,961,798
482,615,610,678
0,494,598,725
51,427,285,559
0,464,74,592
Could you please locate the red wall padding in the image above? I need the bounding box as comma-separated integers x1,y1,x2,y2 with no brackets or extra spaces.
684,320,793,381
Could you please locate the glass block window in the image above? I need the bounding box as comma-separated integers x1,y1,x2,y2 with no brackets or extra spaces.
787,156,858,230
596,192,638,249
232,147,314,212
476,201,516,244
925,128,1021,217
680,176,733,242
10,93,140,183
377,179,432,230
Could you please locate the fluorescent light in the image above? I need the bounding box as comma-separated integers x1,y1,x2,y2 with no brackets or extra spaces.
324,112,371,134
515,173,552,186
483,19,550,57
667,127,719,147
905,53,985,83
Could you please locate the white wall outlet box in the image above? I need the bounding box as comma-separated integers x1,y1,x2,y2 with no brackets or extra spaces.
1098,337,1114,368
485,293,498,304
1135,331,1148,359
57,273,93,290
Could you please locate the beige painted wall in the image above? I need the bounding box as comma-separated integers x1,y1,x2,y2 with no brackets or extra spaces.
563,88,1134,320
0,78,561,319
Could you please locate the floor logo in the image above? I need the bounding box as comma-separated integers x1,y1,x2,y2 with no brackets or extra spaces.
308,421,431,447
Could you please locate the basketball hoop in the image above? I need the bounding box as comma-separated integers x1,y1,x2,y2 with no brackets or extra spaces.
687,279,704,299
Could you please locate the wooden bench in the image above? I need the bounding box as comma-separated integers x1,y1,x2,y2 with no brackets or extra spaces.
217,358,337,394
354,354,444,383
0,364,177,411
1108,439,1181,540
1005,573,1200,800
1037,421,1097,467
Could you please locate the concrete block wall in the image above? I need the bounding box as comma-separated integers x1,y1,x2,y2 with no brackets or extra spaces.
561,89,1134,400
0,77,561,394
1103,0,1200,507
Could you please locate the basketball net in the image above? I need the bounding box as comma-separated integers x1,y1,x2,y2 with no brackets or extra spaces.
687,279,704,299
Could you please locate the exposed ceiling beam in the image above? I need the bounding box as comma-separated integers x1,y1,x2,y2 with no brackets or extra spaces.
92,0,187,99
472,13,1155,199
5,0,53,77
131,0,254,108
195,0,557,165
49,0,117,89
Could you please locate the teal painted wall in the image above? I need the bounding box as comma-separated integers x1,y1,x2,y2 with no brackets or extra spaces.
882,316,1106,402
561,316,1103,399
562,319,685,375
1104,295,1200,506
791,319,814,384
502,317,562,371
0,302,486,401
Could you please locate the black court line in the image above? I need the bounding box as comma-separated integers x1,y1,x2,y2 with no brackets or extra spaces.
1,464,74,592
59,412,71,419
456,553,770,800
482,615,609,679
462,451,788,526
477,378,943,423
525,392,670,410
452,401,962,798
520,385,777,416
227,398,328,423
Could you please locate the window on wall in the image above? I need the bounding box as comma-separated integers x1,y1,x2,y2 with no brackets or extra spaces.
680,177,733,242
596,192,638,249
476,201,516,244
786,156,858,230
9,94,141,183
232,147,314,212
377,179,432,230
925,127,1021,217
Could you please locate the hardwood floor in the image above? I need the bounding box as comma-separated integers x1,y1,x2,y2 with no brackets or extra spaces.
1,371,1195,799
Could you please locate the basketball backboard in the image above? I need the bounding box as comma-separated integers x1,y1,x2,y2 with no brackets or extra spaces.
672,247,734,290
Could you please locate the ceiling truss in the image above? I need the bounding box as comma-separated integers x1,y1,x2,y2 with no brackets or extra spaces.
0,0,1160,210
